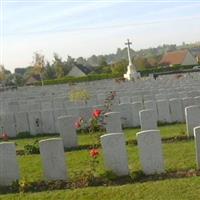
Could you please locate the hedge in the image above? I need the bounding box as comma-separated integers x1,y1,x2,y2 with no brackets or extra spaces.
139,64,196,76
34,65,197,86
40,73,122,86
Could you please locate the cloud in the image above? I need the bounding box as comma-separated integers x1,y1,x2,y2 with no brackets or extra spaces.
2,0,200,70
5,1,117,34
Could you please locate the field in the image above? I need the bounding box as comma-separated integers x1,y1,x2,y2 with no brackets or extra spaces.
0,123,199,200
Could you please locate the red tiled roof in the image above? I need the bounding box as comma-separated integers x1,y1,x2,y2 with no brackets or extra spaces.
160,50,188,65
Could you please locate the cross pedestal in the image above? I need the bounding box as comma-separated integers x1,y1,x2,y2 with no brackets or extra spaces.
123,39,141,81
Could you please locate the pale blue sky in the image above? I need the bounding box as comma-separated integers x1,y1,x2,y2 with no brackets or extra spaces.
1,0,200,71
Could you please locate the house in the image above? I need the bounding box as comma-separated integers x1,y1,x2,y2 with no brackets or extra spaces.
67,64,92,77
191,48,200,63
26,74,41,85
160,49,198,66
195,53,200,64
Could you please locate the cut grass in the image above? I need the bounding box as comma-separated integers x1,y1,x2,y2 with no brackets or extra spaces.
17,140,196,182
12,123,186,150
0,123,196,199
2,176,200,200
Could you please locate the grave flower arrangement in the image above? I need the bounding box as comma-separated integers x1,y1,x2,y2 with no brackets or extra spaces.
74,91,117,179
75,91,117,134
0,127,9,141
1,132,9,141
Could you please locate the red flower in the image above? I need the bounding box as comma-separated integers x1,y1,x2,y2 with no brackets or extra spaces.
75,121,81,129
92,109,102,118
90,148,99,158
2,133,8,141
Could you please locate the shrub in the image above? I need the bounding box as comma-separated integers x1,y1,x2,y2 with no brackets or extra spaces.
24,140,39,155
139,64,196,76
37,73,122,86
69,89,90,104
17,132,31,139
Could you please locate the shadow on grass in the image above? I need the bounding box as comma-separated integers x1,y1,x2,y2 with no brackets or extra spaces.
16,135,194,155
1,168,199,195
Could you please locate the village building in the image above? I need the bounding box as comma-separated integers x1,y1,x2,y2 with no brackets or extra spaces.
160,49,198,66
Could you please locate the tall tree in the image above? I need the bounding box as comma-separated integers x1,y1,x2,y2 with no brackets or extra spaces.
111,59,127,75
53,53,64,78
42,62,56,79
33,52,45,86
0,65,6,82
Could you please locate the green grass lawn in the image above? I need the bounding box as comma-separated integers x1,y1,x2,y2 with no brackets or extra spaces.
0,123,197,200
2,176,200,200
17,140,196,183
12,123,186,150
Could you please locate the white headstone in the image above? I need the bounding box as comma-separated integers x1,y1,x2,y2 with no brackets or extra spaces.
136,130,164,175
39,138,68,180
119,103,133,128
100,133,129,176
169,98,184,123
143,95,154,102
0,142,20,186
132,95,143,103
194,96,200,106
41,101,53,110
104,112,122,133
139,109,157,131
182,97,194,110
41,110,56,134
58,115,78,148
194,126,200,169
144,100,158,120
15,112,30,134
157,100,171,123
132,102,143,127
78,107,92,121
53,109,67,133
28,111,43,135
120,96,131,104
185,105,200,136
0,113,17,137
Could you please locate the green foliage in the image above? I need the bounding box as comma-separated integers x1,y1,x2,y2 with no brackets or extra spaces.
24,140,39,155
32,52,45,74
3,177,200,199
94,65,112,74
43,62,56,80
69,89,90,104
0,65,6,82
97,56,108,67
41,73,121,85
100,170,118,181
15,74,25,86
139,64,196,76
53,53,65,78
111,59,127,74
133,57,152,70
17,132,31,139
0,123,197,199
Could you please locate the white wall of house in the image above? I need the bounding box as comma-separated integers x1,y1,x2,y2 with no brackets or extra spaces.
68,66,86,77
182,52,198,66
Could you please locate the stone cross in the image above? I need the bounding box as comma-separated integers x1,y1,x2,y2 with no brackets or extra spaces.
125,39,133,65
124,39,139,80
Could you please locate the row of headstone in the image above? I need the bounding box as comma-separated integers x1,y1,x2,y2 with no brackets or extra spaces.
1,75,200,112
0,110,60,137
100,130,164,175
0,106,95,137
0,130,164,186
2,95,197,139
0,138,68,186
